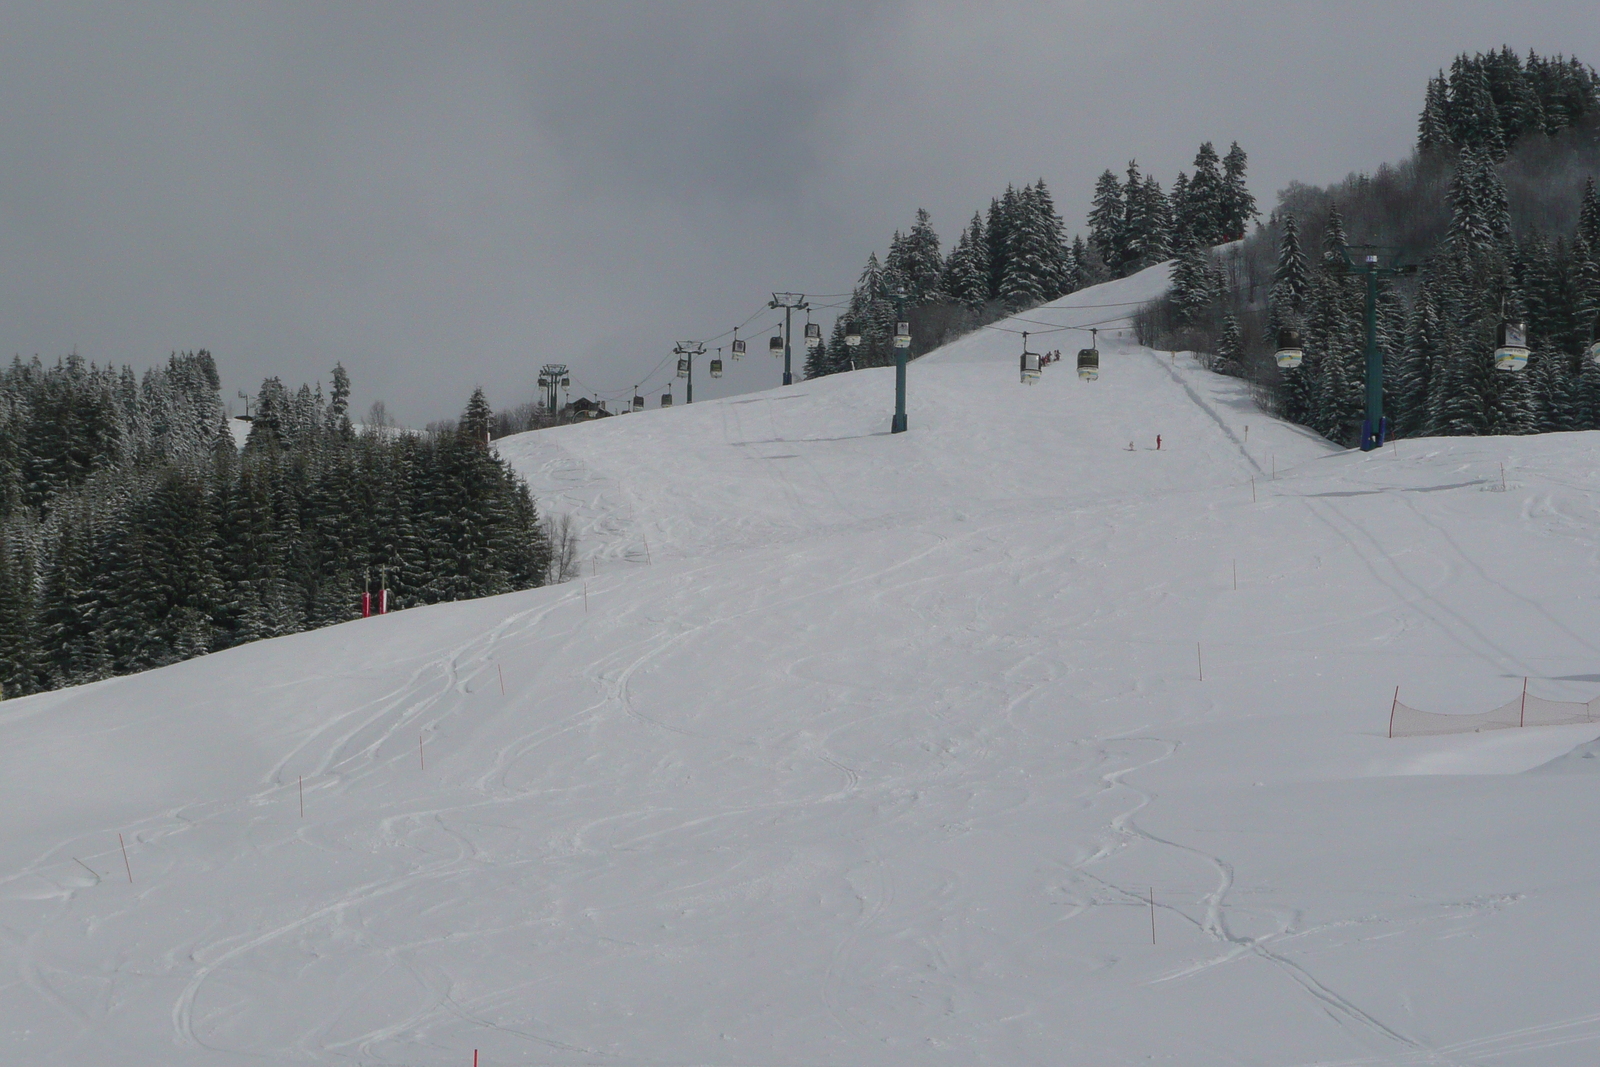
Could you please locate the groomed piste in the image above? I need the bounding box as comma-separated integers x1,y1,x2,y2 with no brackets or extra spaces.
5,264,1600,1066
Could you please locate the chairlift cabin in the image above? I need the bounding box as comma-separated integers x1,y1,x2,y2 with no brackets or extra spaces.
769,334,784,356
676,358,690,378
561,377,570,388
1274,328,1304,370
731,338,747,359
538,377,549,388
804,322,822,349
632,393,645,412
1077,347,1100,381
709,358,724,378
844,323,862,348
1494,321,1529,372
1020,350,1041,385
660,391,673,407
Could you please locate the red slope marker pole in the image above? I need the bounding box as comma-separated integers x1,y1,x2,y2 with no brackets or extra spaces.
119,833,132,883
474,1051,478,1067
1389,687,1399,739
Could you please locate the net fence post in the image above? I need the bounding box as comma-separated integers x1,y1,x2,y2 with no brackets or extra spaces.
1389,686,1399,739
1520,676,1527,728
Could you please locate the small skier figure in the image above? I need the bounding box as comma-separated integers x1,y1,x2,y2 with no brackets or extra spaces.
1156,435,1162,451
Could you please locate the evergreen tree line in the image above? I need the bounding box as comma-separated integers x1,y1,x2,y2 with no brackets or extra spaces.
1418,47,1600,158
0,360,552,699
1138,49,1600,447
804,143,1255,379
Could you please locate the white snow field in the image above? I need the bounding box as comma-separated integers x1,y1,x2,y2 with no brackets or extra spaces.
6,263,1600,1066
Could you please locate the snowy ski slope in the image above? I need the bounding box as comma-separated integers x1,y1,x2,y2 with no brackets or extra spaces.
5,263,1600,1066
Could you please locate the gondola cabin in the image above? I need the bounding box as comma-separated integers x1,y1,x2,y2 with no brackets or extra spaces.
731,338,746,359
660,392,673,407
1020,350,1041,385
709,358,723,378
844,323,862,348
804,322,822,349
677,358,690,378
1494,321,1529,372
1077,348,1100,381
769,335,784,356
632,394,644,412
1274,328,1304,369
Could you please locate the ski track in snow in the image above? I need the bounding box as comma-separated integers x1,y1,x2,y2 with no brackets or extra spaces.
7,262,1600,1065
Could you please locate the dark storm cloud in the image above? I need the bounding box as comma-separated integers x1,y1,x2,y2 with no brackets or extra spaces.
0,2,1595,421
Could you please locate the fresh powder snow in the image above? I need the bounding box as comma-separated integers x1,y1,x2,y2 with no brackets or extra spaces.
5,263,1600,1066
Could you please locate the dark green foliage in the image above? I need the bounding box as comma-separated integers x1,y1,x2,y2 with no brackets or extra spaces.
0,369,551,699
1422,49,1599,156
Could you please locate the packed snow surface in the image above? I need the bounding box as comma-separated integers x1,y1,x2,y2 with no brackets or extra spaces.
6,262,1600,1065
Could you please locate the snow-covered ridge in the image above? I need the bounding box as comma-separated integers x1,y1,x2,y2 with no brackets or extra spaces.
6,266,1600,1066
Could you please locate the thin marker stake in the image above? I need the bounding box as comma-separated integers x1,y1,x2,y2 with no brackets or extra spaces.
420,736,425,772
498,664,505,696
643,535,652,565
1272,454,1276,480
299,775,304,818
73,857,99,881
1150,888,1156,944
1389,687,1399,738
474,1051,478,1067
1520,676,1528,728
583,581,588,613
1501,463,1507,492
1232,559,1237,590
1197,643,1203,682
119,833,132,884
1251,478,1256,503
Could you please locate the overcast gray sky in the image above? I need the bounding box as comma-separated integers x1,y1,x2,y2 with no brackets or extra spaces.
2,1,1596,422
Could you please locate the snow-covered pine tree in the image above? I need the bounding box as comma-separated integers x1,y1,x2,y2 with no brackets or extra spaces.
987,189,1018,301
1268,213,1311,333
941,212,990,312
1391,269,1441,437
901,208,945,305
1220,142,1257,241
1119,162,1171,274
1168,172,1192,252
460,387,494,445
1579,177,1600,254
1183,142,1225,248
1418,72,1452,151
1214,314,1244,375
1170,242,1214,326
1030,180,1073,298
1000,184,1053,311
1087,170,1125,277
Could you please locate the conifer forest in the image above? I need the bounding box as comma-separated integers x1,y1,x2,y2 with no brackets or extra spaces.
814,48,1600,451
0,356,550,698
